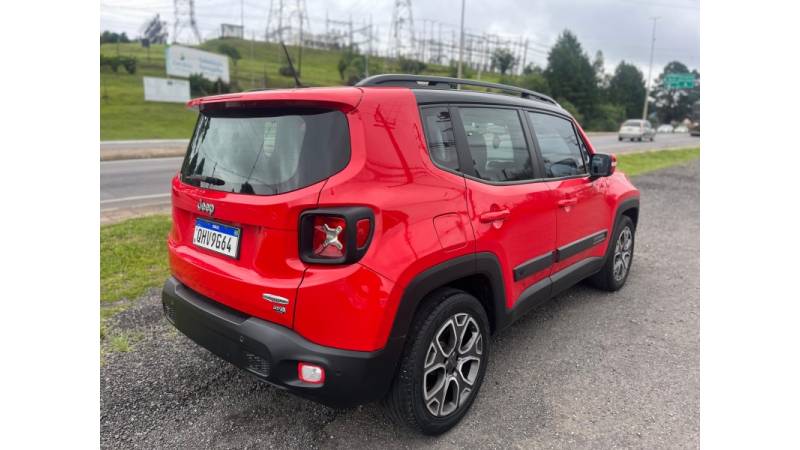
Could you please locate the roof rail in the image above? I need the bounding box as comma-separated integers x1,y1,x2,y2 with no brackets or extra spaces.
356,74,559,106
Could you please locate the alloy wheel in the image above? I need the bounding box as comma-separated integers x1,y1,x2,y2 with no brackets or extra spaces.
613,226,633,281
422,312,483,417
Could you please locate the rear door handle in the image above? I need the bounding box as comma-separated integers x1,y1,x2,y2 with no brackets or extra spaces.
479,209,510,223
558,198,578,207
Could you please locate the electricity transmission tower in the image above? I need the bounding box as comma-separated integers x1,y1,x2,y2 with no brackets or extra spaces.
265,0,311,45
389,0,415,58
172,0,202,44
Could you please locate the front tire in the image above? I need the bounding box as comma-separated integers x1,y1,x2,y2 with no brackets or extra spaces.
590,215,636,291
383,288,490,435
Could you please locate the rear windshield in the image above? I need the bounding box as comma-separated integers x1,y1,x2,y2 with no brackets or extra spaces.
181,108,350,196
623,120,643,127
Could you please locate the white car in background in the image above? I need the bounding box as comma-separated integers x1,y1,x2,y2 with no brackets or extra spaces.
657,124,674,133
674,125,689,133
618,119,656,141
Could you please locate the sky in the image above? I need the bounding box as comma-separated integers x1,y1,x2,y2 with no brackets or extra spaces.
100,0,699,78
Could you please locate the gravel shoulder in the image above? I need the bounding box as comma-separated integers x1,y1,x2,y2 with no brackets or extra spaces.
101,160,700,449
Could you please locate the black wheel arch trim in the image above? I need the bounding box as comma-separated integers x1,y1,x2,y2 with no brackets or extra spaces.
614,196,640,230
389,253,507,341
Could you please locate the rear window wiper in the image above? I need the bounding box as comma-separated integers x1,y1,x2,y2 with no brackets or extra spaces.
184,174,226,186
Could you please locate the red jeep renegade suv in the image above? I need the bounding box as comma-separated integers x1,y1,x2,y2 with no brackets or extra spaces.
162,74,640,435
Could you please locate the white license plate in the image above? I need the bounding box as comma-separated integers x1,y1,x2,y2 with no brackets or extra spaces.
193,218,241,258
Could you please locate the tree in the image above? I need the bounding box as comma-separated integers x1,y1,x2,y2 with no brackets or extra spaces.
217,43,242,83
608,61,646,119
588,103,625,131
397,56,427,74
491,48,516,75
544,30,597,121
448,62,474,78
100,31,130,44
593,50,610,90
217,43,241,67
503,66,549,94
338,46,362,80
650,61,700,124
189,73,232,96
556,98,583,124
522,63,542,76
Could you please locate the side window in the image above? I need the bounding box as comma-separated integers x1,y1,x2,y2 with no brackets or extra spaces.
421,107,460,171
457,107,534,182
527,112,586,178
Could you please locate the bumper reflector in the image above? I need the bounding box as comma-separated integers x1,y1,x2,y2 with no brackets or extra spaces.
298,362,325,384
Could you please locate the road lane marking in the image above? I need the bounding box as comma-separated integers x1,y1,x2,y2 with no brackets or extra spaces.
100,193,171,204
100,157,184,166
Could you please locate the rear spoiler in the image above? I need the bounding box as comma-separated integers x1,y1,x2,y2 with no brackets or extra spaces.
186,87,364,113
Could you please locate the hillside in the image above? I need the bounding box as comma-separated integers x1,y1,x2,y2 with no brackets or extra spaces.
100,39,504,140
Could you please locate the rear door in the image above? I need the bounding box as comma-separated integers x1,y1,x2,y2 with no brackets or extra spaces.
169,106,351,328
525,111,611,274
453,105,558,309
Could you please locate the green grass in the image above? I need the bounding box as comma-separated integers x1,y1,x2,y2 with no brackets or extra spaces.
109,334,132,353
100,39,501,140
105,331,145,354
100,215,172,303
617,147,700,177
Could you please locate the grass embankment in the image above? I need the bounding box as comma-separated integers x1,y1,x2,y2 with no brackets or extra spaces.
100,215,171,352
100,39,499,140
98,148,699,326
616,147,699,177
101,215,171,306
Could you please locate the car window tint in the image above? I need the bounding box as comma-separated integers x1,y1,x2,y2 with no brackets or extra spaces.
457,108,534,182
527,112,586,178
181,108,349,195
421,107,460,171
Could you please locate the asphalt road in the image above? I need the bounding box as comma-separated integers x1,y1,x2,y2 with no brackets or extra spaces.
100,160,700,448
99,133,699,213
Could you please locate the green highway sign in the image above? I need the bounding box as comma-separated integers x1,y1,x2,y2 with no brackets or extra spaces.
664,73,696,89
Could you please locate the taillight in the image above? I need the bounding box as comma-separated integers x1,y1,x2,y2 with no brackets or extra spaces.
299,207,374,264
312,216,347,258
355,218,371,248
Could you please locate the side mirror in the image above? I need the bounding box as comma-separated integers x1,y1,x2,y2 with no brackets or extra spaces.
589,153,616,178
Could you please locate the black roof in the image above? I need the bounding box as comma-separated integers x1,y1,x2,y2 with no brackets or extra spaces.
356,74,567,116
411,89,568,116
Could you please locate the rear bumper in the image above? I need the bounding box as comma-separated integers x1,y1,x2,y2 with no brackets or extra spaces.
162,276,404,408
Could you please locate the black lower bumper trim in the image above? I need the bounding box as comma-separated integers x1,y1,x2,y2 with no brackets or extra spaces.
162,277,404,408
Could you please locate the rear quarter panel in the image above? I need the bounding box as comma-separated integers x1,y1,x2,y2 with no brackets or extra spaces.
294,88,475,351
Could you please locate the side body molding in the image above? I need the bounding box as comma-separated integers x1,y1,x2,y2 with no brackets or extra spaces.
390,195,640,340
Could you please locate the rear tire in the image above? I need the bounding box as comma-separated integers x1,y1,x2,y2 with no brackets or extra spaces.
590,215,636,291
383,288,490,435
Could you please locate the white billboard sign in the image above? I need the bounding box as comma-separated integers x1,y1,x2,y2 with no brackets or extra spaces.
143,77,190,103
165,45,230,83
220,23,244,39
